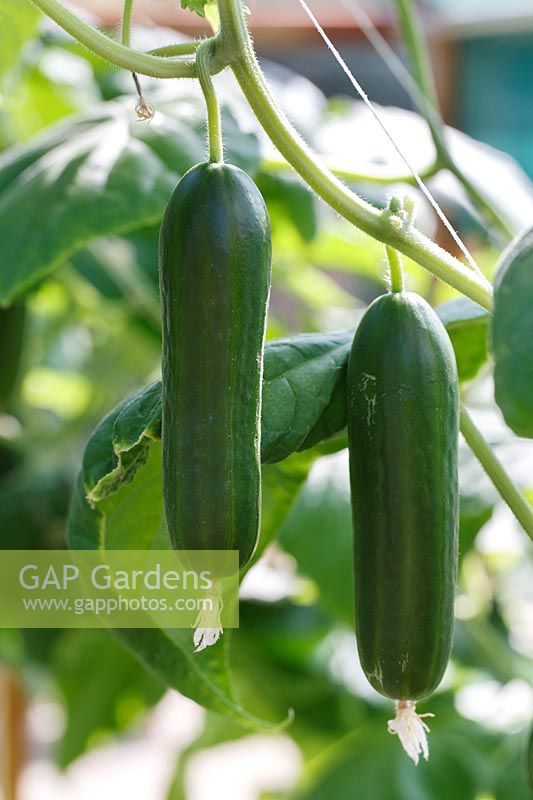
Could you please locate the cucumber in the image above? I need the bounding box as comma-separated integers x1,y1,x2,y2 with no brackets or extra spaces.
159,162,271,571
0,304,25,411
347,290,459,701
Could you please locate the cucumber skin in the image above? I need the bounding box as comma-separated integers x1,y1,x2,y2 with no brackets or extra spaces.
159,162,271,569
347,291,459,701
0,304,25,410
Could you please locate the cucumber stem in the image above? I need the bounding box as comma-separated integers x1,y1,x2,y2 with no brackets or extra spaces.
386,246,405,293
121,0,155,120
121,0,133,47
460,405,533,541
197,39,224,163
30,0,204,78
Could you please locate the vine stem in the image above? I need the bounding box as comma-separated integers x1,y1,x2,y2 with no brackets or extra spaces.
149,42,200,57
29,0,218,78
386,246,404,293
460,405,533,542
261,155,440,186
121,0,133,47
392,0,513,239
216,0,493,312
197,40,224,163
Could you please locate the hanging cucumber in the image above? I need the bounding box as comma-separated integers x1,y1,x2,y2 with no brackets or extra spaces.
159,44,271,651
159,161,271,652
0,304,26,412
347,246,459,763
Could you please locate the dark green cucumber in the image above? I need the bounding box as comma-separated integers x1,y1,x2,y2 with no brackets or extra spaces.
0,304,25,411
347,291,459,700
159,162,271,570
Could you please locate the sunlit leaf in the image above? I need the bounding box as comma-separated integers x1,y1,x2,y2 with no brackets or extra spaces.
492,226,533,437
0,90,259,303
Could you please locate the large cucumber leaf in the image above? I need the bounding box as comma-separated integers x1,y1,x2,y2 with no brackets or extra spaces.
0,88,260,304
436,298,490,383
492,227,533,437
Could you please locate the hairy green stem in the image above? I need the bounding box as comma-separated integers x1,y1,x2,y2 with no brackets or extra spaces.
392,0,513,239
261,155,440,186
386,246,405,292
30,0,219,78
149,41,202,57
460,406,533,541
121,0,133,47
197,40,224,163
216,0,493,311
393,0,443,148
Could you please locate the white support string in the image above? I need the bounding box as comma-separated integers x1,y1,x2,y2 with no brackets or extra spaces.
341,0,439,122
295,0,491,286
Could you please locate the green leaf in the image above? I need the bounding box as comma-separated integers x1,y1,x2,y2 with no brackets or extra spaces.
492,732,532,800
252,451,317,568
290,722,482,800
436,298,490,383
0,2,39,83
69,449,287,727
261,331,352,463
257,171,318,242
71,226,161,332
54,628,163,767
492,226,533,437
279,453,354,625
82,331,352,503
0,90,260,303
0,465,70,550
181,0,210,16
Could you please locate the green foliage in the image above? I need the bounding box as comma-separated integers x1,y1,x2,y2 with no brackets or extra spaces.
77,330,352,506
0,465,71,550
0,304,26,409
0,2,39,82
53,629,164,767
437,298,489,382
257,171,318,242
0,16,532,796
0,91,260,303
492,226,533,437
261,332,352,462
279,455,354,625
181,0,210,16
288,723,481,800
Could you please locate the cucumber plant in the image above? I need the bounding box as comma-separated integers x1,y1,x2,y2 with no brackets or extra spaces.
8,0,533,773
